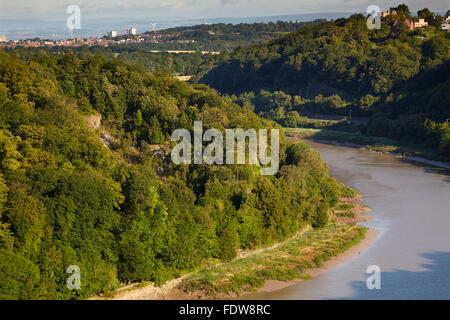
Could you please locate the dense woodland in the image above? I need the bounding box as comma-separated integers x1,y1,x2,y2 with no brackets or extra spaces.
6,46,206,76
140,20,326,51
196,9,450,156
0,50,342,299
1,6,449,299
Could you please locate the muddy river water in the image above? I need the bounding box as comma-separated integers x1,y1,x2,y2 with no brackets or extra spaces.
245,141,450,299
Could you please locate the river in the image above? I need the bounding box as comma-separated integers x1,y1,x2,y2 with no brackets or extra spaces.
244,141,450,300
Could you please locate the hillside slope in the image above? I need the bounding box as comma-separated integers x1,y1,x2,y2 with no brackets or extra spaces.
196,14,450,156
0,51,342,299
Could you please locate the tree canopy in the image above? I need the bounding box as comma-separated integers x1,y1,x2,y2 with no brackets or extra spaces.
0,49,341,299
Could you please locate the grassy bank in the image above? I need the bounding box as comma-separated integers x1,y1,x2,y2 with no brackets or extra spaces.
178,221,367,298
97,185,369,300
285,128,450,164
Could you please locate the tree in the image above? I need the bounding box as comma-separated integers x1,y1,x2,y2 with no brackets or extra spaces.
4,184,46,258
312,205,329,228
0,47,344,299
394,4,411,18
284,111,303,127
422,35,448,60
0,175,13,251
417,8,433,20
118,166,169,283
285,142,309,166
147,116,164,144
135,109,143,127
439,131,450,156
0,174,7,215
218,219,239,261
0,250,41,299
417,8,441,26
359,94,379,111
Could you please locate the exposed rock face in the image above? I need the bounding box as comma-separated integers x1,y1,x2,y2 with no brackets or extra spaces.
85,114,102,130
148,144,171,161
148,145,162,152
100,132,112,146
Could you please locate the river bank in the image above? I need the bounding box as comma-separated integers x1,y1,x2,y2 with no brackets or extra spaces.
93,194,375,300
250,140,450,299
253,228,378,295
252,196,377,297
285,128,450,170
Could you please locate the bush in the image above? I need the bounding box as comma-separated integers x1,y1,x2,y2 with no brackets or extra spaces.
285,142,309,165
312,206,330,228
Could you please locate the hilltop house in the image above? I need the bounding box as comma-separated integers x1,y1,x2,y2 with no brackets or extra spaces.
414,18,428,28
403,19,415,30
443,23,450,32
381,9,397,18
391,17,429,31
442,17,450,32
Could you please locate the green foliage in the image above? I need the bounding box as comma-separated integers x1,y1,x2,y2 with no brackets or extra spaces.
180,223,366,297
0,174,6,214
6,21,326,76
422,35,449,60
312,206,329,228
0,49,339,299
0,249,41,299
218,219,240,262
439,130,450,156
197,15,423,98
285,142,309,165
197,15,449,157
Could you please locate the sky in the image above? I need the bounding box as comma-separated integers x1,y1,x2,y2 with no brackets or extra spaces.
0,0,448,21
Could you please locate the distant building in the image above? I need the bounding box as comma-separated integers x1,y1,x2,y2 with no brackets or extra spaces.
108,30,117,37
442,21,450,32
414,18,428,28
0,35,6,43
381,10,396,18
127,28,137,36
403,19,415,30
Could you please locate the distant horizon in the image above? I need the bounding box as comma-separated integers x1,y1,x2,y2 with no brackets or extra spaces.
0,12,357,41
1,5,448,41
1,11,358,23
1,10,448,23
